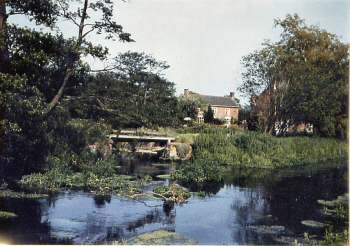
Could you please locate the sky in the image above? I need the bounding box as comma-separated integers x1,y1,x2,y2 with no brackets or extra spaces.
12,0,350,103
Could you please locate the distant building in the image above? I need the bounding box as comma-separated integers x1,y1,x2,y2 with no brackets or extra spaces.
183,89,240,125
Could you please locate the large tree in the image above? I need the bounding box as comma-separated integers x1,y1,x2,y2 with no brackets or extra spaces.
0,1,133,179
240,14,348,137
71,52,180,128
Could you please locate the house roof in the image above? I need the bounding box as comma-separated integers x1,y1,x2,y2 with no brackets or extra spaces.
197,94,239,107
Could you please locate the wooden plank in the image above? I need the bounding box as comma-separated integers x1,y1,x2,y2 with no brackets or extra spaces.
109,134,175,142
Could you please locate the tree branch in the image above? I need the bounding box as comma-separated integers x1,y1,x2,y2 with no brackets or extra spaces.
45,0,89,115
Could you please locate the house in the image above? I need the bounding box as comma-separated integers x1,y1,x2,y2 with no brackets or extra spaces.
183,89,240,125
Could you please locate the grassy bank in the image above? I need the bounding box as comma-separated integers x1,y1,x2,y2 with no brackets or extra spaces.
173,128,347,185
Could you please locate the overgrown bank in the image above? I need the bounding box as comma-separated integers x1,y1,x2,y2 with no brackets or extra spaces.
173,128,347,185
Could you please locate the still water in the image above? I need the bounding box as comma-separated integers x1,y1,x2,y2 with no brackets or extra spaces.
0,161,347,244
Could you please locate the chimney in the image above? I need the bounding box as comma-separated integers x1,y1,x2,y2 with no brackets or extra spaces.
184,89,189,97
230,92,235,99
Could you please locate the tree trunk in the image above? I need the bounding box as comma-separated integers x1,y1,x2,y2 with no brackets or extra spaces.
45,0,88,115
0,0,9,73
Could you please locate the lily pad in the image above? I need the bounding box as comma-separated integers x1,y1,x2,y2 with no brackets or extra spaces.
0,211,18,220
156,174,171,179
301,220,327,228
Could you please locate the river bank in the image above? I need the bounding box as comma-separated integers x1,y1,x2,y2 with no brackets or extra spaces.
5,127,346,198
173,128,347,185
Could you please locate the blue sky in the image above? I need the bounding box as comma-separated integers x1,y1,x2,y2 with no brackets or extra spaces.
11,0,350,103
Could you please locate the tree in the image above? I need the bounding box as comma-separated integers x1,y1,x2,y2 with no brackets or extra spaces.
0,26,90,179
178,97,201,120
45,0,133,114
71,52,180,128
0,0,58,73
0,1,134,180
204,105,214,123
239,14,348,137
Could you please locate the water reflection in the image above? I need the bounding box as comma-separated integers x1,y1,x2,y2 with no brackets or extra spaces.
0,163,347,244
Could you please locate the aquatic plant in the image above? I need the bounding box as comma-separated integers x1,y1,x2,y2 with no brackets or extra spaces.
172,159,223,185
301,220,327,228
311,194,349,245
173,128,347,188
19,171,150,196
0,211,18,220
192,129,347,168
153,184,191,203
323,227,348,246
118,229,197,245
0,190,48,199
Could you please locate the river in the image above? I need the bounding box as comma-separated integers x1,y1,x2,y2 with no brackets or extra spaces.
0,160,347,244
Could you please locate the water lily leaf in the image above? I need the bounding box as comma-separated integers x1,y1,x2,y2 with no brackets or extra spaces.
301,220,326,228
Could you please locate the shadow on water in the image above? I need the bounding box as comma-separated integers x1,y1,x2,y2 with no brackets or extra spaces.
0,160,347,244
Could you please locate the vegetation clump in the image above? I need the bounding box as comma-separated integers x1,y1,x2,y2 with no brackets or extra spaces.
0,190,48,199
119,229,197,245
173,128,347,186
319,194,348,246
0,211,18,220
19,171,149,196
153,184,191,204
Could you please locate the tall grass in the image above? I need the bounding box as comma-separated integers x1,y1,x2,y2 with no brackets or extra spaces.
173,128,347,186
193,129,347,168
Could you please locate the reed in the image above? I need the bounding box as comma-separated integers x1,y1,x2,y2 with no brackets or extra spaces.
173,128,347,185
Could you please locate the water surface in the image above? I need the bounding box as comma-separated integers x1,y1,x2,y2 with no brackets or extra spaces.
0,161,347,244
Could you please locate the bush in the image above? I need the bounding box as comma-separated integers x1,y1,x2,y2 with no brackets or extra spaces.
172,160,223,185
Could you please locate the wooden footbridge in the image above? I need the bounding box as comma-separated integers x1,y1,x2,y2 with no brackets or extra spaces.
109,134,175,145
108,130,175,144
108,130,176,158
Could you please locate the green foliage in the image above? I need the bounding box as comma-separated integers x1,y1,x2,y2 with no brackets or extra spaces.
153,184,191,203
240,14,348,137
18,164,149,196
177,94,205,121
72,52,180,128
122,230,197,245
1,0,134,183
0,211,18,220
0,73,49,178
172,159,223,185
0,190,48,199
317,194,349,245
323,227,348,246
204,105,214,123
173,128,347,186
6,0,58,26
50,119,111,154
